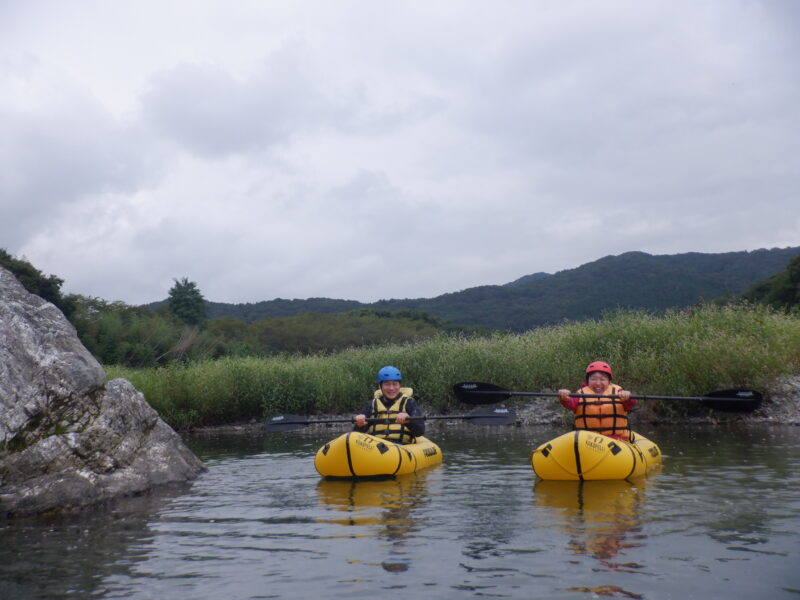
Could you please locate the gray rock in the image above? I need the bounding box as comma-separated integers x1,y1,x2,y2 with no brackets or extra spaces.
0,267,205,518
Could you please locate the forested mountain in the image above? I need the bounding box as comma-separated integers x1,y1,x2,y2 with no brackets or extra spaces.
743,252,800,309
198,247,800,331
207,298,362,321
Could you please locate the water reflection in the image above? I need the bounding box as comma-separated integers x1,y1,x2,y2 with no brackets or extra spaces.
2,426,798,599
0,484,190,600
316,475,428,541
315,474,433,574
534,479,647,568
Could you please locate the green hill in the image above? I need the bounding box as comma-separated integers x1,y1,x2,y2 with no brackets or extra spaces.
164,247,800,332
206,297,362,321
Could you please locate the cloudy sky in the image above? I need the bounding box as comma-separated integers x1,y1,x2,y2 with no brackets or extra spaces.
2,1,798,305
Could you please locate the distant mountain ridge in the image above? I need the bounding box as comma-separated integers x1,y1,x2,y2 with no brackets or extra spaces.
196,247,800,332
503,272,551,287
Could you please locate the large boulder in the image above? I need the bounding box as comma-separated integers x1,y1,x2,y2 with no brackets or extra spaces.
0,266,205,518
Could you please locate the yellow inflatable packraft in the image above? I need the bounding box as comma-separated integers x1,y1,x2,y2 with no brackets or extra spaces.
314,432,442,478
531,430,662,480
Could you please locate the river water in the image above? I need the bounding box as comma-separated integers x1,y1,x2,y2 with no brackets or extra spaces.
2,423,799,599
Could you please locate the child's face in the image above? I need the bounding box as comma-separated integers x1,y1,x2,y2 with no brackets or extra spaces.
380,380,402,400
587,372,611,392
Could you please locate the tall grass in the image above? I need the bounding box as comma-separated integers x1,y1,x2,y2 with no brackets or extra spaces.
106,303,800,427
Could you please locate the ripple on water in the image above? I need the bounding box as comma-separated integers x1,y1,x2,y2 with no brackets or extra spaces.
2,424,799,599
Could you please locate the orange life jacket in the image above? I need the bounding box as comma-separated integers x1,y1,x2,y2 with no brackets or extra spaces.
573,383,631,440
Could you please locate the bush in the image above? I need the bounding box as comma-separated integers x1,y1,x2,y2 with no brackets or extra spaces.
107,303,800,427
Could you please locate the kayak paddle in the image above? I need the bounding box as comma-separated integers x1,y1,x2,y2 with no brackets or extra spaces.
264,405,517,433
453,381,763,413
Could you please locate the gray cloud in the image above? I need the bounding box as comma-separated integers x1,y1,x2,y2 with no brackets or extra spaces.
0,92,158,249
2,1,798,304
141,42,443,157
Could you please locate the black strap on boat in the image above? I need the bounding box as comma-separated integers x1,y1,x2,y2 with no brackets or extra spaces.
344,433,356,477
572,431,584,481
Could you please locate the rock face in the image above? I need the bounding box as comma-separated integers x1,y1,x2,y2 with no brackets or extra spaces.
0,267,205,518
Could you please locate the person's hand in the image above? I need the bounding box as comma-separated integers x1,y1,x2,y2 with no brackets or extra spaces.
395,411,409,424
618,390,631,401
558,389,571,401
355,414,367,427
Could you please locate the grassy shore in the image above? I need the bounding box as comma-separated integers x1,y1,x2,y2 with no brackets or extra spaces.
106,303,800,428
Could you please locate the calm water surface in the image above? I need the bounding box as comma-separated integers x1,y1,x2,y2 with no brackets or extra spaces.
2,423,799,599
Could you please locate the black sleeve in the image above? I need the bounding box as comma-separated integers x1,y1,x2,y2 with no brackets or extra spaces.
353,400,373,432
406,397,426,437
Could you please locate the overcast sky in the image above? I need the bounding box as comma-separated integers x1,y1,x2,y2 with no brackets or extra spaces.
2,1,798,305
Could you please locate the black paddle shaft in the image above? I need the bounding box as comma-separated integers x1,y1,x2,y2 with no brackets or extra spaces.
264,405,516,432
452,382,762,413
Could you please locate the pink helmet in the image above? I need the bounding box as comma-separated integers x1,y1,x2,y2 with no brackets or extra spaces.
585,361,613,379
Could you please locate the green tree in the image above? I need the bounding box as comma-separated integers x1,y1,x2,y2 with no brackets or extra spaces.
69,296,185,366
0,248,77,318
167,277,207,326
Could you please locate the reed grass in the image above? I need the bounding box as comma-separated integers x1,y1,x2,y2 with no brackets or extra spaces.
106,303,800,427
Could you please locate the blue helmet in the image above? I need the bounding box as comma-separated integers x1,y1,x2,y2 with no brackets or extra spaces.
377,366,402,383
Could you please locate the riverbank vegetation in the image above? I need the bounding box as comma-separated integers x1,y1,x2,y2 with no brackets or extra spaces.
1,250,481,367
107,303,800,428
70,297,479,366
4,248,799,369
4,248,800,428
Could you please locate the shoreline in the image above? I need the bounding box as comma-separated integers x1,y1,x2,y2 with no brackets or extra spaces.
184,375,800,436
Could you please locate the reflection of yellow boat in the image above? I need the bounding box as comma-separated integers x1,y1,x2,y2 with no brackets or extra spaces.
316,476,425,539
531,430,662,480
534,479,644,561
317,476,419,509
314,432,442,478
534,479,641,514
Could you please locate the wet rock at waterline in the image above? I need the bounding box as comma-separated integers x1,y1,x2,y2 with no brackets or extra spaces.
0,266,205,518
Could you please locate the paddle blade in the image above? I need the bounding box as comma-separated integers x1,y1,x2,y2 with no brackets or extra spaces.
264,414,310,432
700,389,763,413
463,405,517,426
453,381,512,405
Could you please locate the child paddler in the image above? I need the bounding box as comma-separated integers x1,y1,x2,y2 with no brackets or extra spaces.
557,361,636,441
353,366,425,444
